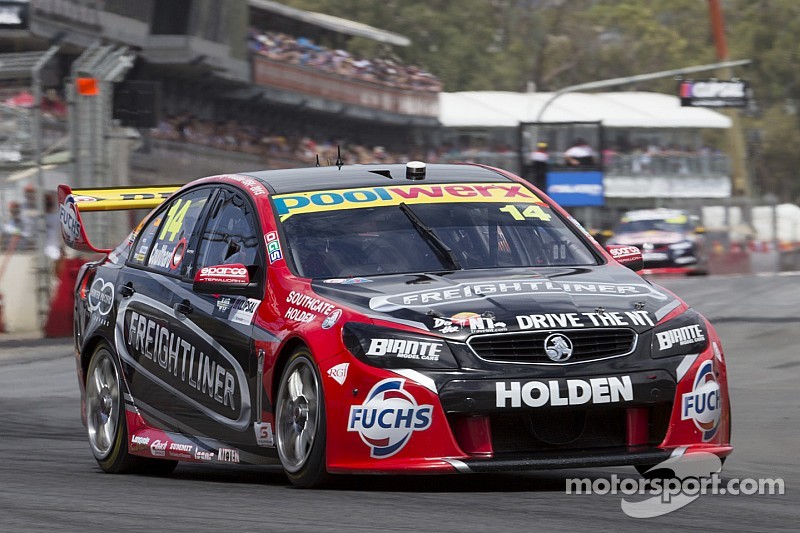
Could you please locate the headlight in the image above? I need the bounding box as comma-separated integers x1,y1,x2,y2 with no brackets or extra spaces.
650,309,709,359
343,322,458,369
668,240,694,251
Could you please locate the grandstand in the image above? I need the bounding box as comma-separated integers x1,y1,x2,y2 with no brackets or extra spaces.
0,1,731,193
0,0,447,332
0,0,746,333
0,0,439,185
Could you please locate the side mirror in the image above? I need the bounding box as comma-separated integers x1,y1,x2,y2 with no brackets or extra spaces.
606,245,643,272
193,263,252,294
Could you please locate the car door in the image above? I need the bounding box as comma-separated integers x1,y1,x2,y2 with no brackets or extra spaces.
115,186,216,434
173,187,266,446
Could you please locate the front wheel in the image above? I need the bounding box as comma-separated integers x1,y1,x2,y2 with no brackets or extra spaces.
275,349,329,488
85,343,177,475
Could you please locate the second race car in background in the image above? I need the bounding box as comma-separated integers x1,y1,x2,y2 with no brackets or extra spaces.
605,208,708,275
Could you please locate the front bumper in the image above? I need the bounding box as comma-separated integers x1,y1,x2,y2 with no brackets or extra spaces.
640,246,706,274
323,333,731,474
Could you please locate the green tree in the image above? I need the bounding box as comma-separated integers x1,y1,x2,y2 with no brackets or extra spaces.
281,0,800,199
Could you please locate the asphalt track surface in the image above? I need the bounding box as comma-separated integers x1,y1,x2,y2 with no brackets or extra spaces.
0,273,797,532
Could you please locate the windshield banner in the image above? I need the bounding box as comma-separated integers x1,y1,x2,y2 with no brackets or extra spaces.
272,183,546,220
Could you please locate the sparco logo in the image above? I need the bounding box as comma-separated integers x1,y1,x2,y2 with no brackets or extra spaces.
348,379,432,458
609,246,641,258
656,324,706,350
496,376,633,408
544,333,573,362
201,266,247,277
197,265,249,284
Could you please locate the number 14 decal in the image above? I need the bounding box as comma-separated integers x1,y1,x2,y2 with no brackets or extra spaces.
499,204,551,221
159,199,193,242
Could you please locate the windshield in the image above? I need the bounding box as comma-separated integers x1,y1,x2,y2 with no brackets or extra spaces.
273,182,598,278
614,217,691,234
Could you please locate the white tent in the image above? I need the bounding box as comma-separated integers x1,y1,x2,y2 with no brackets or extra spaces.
439,91,732,129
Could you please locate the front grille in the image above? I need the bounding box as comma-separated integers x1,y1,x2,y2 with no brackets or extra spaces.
491,409,626,452
467,328,636,364
488,403,673,453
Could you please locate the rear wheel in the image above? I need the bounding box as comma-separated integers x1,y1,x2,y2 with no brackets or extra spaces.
85,343,177,475
275,349,329,488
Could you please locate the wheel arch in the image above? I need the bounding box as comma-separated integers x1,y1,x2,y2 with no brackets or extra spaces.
80,333,116,383
270,336,310,405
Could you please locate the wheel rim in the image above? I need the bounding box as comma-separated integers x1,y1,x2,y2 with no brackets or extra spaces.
86,351,121,459
276,358,320,473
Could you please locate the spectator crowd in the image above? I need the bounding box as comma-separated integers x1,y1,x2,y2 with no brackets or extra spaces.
247,29,442,92
149,112,427,165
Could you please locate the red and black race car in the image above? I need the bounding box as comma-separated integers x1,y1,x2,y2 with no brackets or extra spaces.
59,162,731,487
605,209,709,275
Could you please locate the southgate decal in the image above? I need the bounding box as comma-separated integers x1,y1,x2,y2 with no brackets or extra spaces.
370,279,668,311
272,182,546,220
285,290,338,325
681,360,721,441
348,378,433,458
496,376,633,408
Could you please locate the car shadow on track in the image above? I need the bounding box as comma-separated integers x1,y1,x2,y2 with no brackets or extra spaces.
169,463,639,493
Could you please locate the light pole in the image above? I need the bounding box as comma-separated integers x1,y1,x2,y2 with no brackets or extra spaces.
534,59,751,123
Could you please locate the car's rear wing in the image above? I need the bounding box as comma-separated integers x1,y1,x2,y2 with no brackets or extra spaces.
58,184,180,253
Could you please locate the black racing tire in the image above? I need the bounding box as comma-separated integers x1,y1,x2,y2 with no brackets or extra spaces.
85,342,177,476
275,348,329,488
